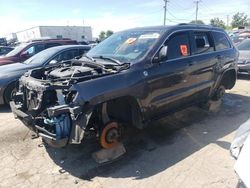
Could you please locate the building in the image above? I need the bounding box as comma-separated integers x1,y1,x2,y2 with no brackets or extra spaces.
15,26,92,42
4,33,17,44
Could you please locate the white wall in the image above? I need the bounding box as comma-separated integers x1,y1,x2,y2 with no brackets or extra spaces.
15,26,92,42
39,26,92,41
16,27,41,42
4,33,17,42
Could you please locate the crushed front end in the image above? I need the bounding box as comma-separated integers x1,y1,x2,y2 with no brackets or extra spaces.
10,60,121,147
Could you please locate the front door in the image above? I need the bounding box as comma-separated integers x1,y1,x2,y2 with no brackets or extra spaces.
147,31,194,119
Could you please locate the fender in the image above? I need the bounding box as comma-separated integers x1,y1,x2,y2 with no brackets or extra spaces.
71,68,150,116
213,67,237,91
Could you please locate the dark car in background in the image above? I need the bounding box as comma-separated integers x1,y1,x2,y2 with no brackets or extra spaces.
0,46,14,56
11,24,238,149
237,39,250,75
0,38,7,46
0,45,90,105
0,38,78,66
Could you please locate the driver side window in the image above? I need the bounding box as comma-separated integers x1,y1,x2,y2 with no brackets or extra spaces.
23,44,44,56
52,49,79,63
165,32,190,60
25,46,35,55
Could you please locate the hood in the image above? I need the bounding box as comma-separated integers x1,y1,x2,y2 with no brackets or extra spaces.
0,56,16,66
239,50,250,60
0,63,35,77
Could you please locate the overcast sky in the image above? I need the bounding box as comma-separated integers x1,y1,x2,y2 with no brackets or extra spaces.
0,0,249,37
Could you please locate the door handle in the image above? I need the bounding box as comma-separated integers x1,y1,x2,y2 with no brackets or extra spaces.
188,62,194,66
217,55,224,60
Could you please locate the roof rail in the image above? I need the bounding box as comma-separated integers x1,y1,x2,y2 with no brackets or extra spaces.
177,23,214,28
28,38,73,42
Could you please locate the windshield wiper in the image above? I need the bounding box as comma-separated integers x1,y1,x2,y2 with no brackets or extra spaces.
82,54,96,62
93,55,122,65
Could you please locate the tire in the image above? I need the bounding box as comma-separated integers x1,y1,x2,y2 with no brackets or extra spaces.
4,82,17,104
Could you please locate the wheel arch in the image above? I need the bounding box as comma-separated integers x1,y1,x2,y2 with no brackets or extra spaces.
89,96,144,129
215,69,237,90
220,69,237,90
3,80,18,104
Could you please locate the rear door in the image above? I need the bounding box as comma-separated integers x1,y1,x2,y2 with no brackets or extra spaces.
187,31,217,101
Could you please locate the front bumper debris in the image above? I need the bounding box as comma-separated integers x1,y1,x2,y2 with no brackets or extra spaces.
10,101,93,148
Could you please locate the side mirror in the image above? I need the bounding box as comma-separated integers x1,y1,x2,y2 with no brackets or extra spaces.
49,60,57,64
20,51,29,58
153,46,168,63
159,46,168,61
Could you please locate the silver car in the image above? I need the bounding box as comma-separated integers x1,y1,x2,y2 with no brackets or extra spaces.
237,39,250,74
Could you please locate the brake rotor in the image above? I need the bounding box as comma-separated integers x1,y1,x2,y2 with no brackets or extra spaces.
100,122,121,149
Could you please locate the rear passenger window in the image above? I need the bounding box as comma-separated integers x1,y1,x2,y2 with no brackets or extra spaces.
213,32,231,51
166,32,190,60
193,32,214,54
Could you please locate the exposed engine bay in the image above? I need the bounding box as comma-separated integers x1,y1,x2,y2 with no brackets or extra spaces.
11,58,129,148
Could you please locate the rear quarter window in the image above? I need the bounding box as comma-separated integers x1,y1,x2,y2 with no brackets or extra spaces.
213,32,231,51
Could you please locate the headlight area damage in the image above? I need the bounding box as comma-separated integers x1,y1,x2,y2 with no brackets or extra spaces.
10,59,129,148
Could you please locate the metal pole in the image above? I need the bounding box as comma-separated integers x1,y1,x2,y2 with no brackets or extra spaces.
194,0,200,24
227,15,229,27
163,0,168,25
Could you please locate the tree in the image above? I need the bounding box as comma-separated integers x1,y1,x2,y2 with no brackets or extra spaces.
231,12,249,28
210,18,226,29
99,31,106,41
106,30,114,38
190,20,205,25
98,30,114,41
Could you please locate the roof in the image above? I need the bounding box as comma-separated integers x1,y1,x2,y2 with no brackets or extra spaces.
47,45,91,51
124,24,225,33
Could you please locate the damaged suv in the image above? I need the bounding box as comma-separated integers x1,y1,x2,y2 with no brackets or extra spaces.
11,24,238,148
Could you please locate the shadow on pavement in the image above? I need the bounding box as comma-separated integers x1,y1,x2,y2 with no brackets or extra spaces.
45,93,250,180
0,105,10,113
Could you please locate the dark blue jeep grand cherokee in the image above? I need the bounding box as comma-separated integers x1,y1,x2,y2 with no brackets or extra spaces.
11,24,238,148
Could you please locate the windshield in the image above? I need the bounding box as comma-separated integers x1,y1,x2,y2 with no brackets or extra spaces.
87,30,162,63
23,47,60,65
5,43,29,57
237,40,250,51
